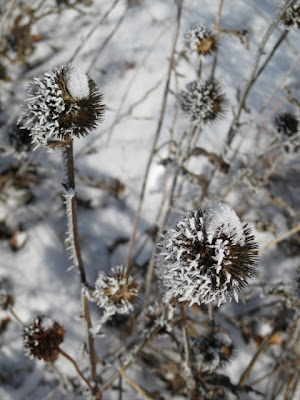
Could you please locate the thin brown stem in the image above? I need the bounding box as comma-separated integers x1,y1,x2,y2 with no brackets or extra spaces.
225,0,294,147
239,329,278,387
119,366,156,400
180,304,195,399
126,0,184,269
211,0,224,79
59,348,94,392
62,139,101,399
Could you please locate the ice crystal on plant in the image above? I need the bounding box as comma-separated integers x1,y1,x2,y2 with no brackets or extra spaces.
184,24,217,55
179,80,227,125
19,64,104,149
92,266,139,333
156,204,259,306
23,315,65,362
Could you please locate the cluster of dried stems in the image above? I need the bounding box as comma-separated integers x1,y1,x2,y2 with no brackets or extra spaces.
0,0,300,399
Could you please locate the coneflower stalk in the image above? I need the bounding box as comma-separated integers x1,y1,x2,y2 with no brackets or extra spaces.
19,63,105,399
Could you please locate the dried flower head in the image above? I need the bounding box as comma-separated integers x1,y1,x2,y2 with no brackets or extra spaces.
184,24,218,55
279,0,300,30
156,204,259,306
275,111,299,136
94,265,140,315
179,80,227,125
23,316,66,362
19,63,105,148
191,330,235,371
0,277,14,310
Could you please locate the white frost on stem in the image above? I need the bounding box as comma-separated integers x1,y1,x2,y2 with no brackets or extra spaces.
63,188,78,269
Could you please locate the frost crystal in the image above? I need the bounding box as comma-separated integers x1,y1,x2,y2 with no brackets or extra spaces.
184,24,217,55
156,204,259,306
179,80,226,125
18,64,105,149
65,64,90,100
93,266,139,333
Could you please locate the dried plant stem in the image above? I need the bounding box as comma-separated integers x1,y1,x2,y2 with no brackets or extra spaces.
239,329,278,387
126,0,184,269
102,324,162,391
211,0,224,79
59,348,94,392
119,366,156,400
225,0,294,147
88,4,129,73
9,308,24,326
63,140,101,399
69,0,120,63
180,304,195,398
260,224,300,255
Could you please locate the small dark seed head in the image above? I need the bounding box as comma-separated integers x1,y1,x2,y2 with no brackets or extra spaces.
23,316,65,362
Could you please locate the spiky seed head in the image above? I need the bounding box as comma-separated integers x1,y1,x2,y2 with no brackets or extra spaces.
179,80,227,125
279,0,300,30
156,204,259,307
19,63,105,149
23,316,65,362
191,330,235,371
184,24,218,55
94,266,140,315
0,277,14,310
274,112,299,137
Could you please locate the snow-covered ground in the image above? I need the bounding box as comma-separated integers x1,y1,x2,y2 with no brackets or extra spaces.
0,0,299,399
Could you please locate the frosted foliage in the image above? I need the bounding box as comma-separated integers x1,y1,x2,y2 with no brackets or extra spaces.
156,205,258,307
20,69,65,147
94,265,138,315
205,204,245,245
65,64,90,100
179,80,223,125
184,24,211,52
279,0,300,30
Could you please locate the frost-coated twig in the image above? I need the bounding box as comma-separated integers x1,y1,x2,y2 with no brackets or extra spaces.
225,0,295,147
101,324,162,391
126,0,184,269
62,139,101,399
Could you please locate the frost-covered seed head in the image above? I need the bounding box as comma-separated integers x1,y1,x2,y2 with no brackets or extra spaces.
279,0,300,30
179,80,227,125
274,112,299,137
191,330,235,371
156,204,259,306
19,63,105,148
0,277,14,310
184,24,218,55
23,316,66,362
94,266,140,316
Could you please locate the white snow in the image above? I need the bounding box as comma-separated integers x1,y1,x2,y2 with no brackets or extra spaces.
65,64,90,100
204,203,246,245
40,317,54,331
